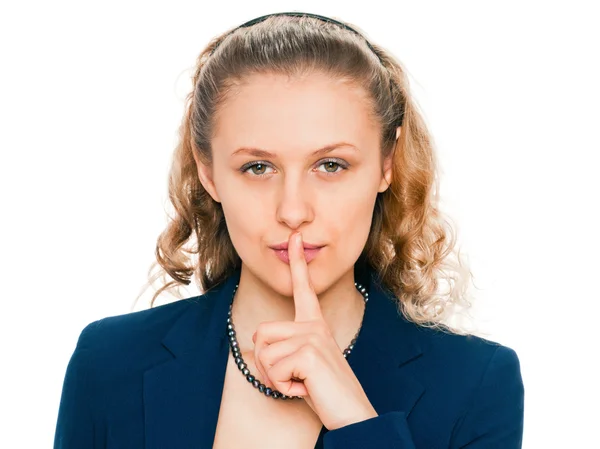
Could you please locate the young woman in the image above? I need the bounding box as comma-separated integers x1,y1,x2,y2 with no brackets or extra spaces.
54,12,525,449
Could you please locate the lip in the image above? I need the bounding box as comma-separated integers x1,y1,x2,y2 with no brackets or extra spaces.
269,241,324,250
272,247,322,264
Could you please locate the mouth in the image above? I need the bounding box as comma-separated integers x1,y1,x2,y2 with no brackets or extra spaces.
269,242,324,250
271,247,323,264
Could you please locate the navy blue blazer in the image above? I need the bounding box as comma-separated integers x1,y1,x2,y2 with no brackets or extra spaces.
54,266,524,448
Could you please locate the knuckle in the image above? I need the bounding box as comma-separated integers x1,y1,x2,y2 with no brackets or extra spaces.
265,366,277,385
300,344,319,364
256,322,269,335
316,321,330,335
266,364,275,377
309,321,329,338
307,333,321,347
259,345,272,365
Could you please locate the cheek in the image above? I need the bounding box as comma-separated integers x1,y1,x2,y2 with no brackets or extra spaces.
213,168,266,248
220,197,265,252
321,190,377,259
218,189,278,270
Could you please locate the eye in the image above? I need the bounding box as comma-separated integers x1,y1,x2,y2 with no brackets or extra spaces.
239,161,275,177
315,158,349,175
239,158,350,178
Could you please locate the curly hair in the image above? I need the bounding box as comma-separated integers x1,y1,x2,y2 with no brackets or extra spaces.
135,14,478,335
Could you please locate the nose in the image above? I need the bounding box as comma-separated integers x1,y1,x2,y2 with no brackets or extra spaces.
275,175,315,230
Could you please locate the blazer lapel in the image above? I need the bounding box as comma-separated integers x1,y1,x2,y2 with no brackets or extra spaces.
143,272,237,449
143,266,425,449
346,269,425,419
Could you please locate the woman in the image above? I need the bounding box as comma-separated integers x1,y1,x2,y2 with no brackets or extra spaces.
53,12,524,449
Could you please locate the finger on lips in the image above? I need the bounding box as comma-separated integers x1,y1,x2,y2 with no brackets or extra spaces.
251,231,327,392
290,232,323,323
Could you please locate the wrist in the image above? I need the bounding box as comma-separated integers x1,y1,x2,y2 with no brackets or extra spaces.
329,404,378,430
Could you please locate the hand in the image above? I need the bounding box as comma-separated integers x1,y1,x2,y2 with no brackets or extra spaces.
252,232,378,430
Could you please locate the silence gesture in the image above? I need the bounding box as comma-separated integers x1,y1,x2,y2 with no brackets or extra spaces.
251,232,378,430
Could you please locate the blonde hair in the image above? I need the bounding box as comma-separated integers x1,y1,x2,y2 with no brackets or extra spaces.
136,14,477,335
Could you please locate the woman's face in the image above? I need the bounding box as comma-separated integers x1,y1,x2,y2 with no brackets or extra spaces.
196,71,394,296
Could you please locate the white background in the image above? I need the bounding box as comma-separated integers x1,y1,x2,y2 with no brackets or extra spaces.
1,1,598,447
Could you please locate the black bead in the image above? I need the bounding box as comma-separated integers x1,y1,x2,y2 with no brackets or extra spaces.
265,388,272,396
258,384,265,393
247,374,255,382
242,368,250,376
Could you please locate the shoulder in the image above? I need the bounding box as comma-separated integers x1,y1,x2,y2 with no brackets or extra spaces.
411,328,524,445
412,323,522,384
371,272,521,381
406,322,523,414
369,274,522,396
70,293,217,376
78,296,197,347
420,324,520,370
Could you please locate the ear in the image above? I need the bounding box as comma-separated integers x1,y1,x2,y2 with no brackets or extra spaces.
191,149,221,203
377,126,401,193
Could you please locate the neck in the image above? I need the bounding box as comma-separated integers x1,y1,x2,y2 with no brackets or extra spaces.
229,264,366,355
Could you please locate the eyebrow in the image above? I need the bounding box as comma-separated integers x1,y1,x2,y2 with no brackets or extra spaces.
230,142,359,158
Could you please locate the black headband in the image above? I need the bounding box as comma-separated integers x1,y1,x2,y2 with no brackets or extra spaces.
211,11,383,63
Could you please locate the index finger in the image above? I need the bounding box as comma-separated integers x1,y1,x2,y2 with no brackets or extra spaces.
289,232,323,322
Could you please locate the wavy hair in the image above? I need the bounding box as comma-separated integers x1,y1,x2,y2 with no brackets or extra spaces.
135,14,477,335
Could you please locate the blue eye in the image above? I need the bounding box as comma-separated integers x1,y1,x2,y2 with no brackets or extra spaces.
239,158,350,178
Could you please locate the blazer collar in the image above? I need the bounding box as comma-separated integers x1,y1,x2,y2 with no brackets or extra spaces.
143,266,425,449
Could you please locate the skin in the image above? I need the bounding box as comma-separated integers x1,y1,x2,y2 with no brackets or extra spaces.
194,71,400,429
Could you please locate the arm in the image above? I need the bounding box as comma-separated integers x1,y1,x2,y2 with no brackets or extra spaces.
450,345,525,448
323,345,525,449
323,411,417,449
53,320,100,449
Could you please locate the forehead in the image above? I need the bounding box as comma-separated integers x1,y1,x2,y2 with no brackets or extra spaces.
211,71,380,156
